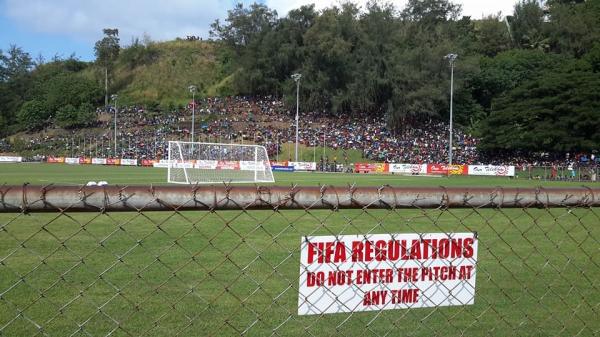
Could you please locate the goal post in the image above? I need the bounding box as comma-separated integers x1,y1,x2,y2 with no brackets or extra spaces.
167,141,275,184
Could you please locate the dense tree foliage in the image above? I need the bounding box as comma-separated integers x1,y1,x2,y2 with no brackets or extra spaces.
208,0,599,152
480,58,600,151
55,103,96,129
0,56,102,133
511,0,546,49
17,100,49,130
0,45,33,81
0,45,34,134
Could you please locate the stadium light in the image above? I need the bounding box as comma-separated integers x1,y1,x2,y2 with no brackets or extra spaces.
188,85,197,143
444,53,458,166
111,94,118,157
291,73,302,162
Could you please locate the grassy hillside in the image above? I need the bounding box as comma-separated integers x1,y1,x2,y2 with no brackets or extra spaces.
104,40,236,107
276,143,370,164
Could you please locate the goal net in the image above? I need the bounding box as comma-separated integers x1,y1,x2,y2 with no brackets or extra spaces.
167,141,275,184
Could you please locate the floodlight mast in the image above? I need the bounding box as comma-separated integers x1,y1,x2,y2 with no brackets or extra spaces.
188,85,197,143
444,53,458,167
111,94,118,157
291,73,302,162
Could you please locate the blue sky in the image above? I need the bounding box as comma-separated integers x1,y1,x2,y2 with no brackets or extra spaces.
0,0,518,62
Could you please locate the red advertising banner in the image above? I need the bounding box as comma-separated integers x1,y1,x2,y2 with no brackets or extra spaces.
427,164,447,175
47,157,65,163
354,163,389,173
427,164,467,175
79,157,92,164
216,161,240,170
141,159,156,167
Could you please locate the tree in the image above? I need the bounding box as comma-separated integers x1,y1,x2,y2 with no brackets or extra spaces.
475,14,513,56
44,73,102,114
347,1,397,114
546,0,600,56
301,3,361,113
17,100,49,130
510,0,547,49
585,43,600,72
0,78,27,135
55,103,96,128
479,62,600,152
0,45,33,82
210,3,278,54
0,45,33,135
94,28,120,109
210,2,280,94
470,49,561,112
401,0,462,24
55,104,78,128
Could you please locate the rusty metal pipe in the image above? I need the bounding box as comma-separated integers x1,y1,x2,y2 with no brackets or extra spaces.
0,185,597,213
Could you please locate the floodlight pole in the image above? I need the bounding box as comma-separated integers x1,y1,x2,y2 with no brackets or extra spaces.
291,73,302,162
322,127,326,171
444,53,458,166
188,85,197,143
313,134,316,163
111,94,118,157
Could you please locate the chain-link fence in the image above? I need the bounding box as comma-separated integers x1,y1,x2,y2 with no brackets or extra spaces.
1,185,599,337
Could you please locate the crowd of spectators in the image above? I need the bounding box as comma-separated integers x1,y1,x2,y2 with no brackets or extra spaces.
293,112,478,165
0,139,10,152
1,95,597,169
479,151,599,169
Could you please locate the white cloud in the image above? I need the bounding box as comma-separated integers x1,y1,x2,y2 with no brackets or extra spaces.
4,0,233,45
459,0,515,18
4,0,518,47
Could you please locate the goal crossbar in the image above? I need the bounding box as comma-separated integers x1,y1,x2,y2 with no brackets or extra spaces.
167,141,275,184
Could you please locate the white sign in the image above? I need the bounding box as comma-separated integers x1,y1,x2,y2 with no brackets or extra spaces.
468,165,515,177
169,161,194,168
389,163,427,174
120,158,138,166
65,157,80,165
0,156,22,163
194,160,218,170
92,158,107,165
298,232,478,315
289,161,317,171
240,161,266,171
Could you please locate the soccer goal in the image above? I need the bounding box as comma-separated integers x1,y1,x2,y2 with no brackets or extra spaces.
167,141,275,184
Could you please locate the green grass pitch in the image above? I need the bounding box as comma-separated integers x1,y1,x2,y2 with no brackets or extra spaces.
1,164,598,336
0,162,594,187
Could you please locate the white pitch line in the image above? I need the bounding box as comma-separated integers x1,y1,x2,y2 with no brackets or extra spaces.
37,179,82,186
